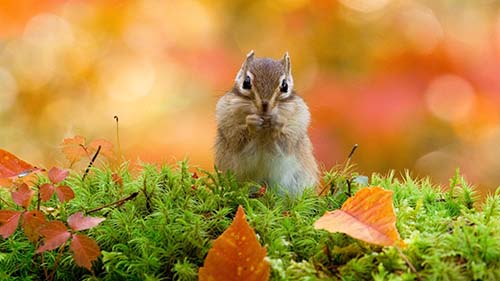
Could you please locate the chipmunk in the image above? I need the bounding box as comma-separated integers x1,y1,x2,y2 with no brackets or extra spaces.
215,51,318,195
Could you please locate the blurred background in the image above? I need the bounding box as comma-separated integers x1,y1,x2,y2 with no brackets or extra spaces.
1,0,500,195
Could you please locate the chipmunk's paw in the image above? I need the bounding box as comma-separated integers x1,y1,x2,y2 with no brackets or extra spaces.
246,114,264,133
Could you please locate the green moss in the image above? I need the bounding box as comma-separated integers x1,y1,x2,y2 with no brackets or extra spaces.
1,162,499,280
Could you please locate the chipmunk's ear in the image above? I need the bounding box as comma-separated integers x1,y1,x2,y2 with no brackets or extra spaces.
235,50,255,82
281,52,291,77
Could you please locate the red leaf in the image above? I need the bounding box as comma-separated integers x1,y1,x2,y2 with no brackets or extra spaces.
68,212,105,231
61,135,88,163
39,183,55,202
11,183,34,208
48,167,68,184
55,185,75,203
0,210,21,238
22,210,46,242
36,220,71,253
70,234,101,270
199,206,270,281
314,187,405,247
0,149,40,179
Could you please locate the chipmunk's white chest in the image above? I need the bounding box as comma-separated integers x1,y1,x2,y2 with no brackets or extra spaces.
237,141,303,194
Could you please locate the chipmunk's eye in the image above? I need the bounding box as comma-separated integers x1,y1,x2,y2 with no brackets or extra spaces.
242,75,252,90
280,79,288,93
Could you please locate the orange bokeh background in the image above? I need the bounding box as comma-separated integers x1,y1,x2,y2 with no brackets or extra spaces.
1,0,500,195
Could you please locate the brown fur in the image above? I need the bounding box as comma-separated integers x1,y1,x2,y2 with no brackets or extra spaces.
215,51,318,195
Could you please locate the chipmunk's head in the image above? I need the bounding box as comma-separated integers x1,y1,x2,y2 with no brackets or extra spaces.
233,51,295,115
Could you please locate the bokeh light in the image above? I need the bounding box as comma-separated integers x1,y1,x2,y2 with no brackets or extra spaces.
339,0,390,13
425,74,476,123
1,0,500,197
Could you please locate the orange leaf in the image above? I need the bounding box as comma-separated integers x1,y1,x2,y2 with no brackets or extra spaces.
22,210,46,242
314,187,405,247
48,167,69,184
55,185,75,203
36,220,71,253
199,206,270,281
70,234,101,271
61,136,88,163
39,183,55,202
0,149,40,179
11,183,34,208
0,210,21,238
89,139,114,159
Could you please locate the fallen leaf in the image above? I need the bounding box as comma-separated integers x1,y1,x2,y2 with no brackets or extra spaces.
314,186,405,247
55,185,75,203
11,183,34,208
68,212,105,231
70,234,101,271
22,210,46,242
39,183,55,202
61,135,88,163
0,149,40,179
36,220,71,253
199,205,270,281
0,210,21,238
48,167,69,184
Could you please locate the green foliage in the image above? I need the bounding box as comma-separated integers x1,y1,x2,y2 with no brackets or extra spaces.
1,163,500,280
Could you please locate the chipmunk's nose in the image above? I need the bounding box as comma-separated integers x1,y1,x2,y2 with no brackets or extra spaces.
262,100,269,112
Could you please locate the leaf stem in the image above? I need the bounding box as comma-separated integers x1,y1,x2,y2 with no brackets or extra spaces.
48,243,66,281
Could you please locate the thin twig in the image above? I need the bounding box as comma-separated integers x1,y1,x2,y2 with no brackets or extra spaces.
142,177,152,213
114,115,122,159
40,251,48,279
0,196,14,208
396,246,423,281
48,244,66,281
86,192,139,214
36,184,41,211
318,177,334,196
82,145,102,181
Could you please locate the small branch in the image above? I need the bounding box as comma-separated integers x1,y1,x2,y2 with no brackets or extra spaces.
142,177,152,213
0,196,14,209
82,145,102,181
396,246,423,281
48,244,66,281
40,252,48,279
36,184,41,211
86,192,139,214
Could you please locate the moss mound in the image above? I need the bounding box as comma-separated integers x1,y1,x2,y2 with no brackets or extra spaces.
1,163,499,280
